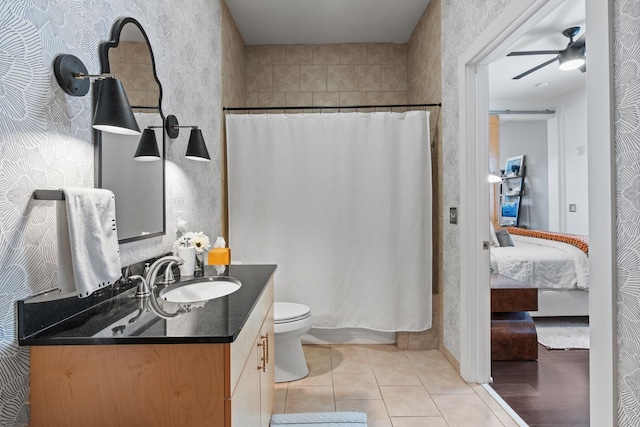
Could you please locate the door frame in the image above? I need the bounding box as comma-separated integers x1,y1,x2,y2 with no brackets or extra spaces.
457,0,617,425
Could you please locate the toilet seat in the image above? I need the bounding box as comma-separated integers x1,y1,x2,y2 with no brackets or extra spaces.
275,302,311,324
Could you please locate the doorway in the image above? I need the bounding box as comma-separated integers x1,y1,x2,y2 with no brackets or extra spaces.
457,0,616,425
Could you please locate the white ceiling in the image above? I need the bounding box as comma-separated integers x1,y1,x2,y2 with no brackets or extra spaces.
225,0,431,44
488,0,586,108
227,0,586,106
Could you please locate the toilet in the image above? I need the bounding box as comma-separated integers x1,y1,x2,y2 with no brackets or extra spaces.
274,302,313,383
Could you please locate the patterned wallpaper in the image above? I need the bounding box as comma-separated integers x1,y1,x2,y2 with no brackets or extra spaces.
440,0,510,360
0,1,222,425
614,0,640,423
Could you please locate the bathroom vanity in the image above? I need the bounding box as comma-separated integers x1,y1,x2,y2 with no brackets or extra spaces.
18,265,276,427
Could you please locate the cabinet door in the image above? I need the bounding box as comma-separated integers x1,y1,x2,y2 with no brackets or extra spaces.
259,303,275,427
230,333,262,427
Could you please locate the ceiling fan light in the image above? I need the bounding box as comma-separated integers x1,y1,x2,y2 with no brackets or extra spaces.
559,46,585,70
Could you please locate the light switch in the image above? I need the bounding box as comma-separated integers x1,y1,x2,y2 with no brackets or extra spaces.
449,207,458,224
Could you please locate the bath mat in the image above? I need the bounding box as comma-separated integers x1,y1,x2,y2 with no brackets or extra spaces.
535,317,589,350
270,411,367,426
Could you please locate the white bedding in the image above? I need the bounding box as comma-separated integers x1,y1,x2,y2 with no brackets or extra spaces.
490,235,589,290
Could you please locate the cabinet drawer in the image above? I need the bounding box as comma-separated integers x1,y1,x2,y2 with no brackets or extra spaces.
229,276,274,394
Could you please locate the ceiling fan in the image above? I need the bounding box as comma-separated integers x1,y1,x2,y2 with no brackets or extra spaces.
508,26,586,80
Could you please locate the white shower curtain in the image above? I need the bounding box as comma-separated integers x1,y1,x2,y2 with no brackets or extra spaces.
226,111,432,331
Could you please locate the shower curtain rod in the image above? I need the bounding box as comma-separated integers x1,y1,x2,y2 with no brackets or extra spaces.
489,109,556,115
224,103,441,112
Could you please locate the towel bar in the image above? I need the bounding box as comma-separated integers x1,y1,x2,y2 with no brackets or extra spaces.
33,189,65,200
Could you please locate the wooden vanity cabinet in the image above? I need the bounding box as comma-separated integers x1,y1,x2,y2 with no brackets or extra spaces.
29,278,274,427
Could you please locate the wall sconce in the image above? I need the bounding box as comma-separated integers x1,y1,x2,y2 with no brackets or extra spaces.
165,115,210,162
134,127,162,161
53,54,140,135
133,115,210,162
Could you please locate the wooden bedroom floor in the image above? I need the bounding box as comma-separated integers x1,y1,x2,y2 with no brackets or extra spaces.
490,344,590,426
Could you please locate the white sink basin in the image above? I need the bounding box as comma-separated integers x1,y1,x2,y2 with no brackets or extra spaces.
159,276,241,304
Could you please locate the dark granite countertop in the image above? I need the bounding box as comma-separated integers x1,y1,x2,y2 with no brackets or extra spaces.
18,264,276,346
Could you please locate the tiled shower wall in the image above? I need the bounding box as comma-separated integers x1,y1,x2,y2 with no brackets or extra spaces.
244,43,409,108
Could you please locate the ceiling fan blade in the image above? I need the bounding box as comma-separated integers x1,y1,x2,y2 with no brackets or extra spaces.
507,50,561,56
512,56,559,80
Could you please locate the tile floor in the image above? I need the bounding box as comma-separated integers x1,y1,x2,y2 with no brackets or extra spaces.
273,344,520,426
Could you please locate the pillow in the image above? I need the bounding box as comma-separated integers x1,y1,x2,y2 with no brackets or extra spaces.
496,229,514,247
489,222,500,247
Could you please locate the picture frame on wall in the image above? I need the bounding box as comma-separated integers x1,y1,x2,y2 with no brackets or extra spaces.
504,155,524,176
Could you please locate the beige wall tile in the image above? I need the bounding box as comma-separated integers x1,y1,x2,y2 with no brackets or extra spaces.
394,92,409,104
327,64,354,91
367,43,394,64
313,92,340,107
340,43,367,64
126,90,147,107
381,65,408,91
313,44,341,64
273,65,300,92
246,65,272,92
287,45,313,64
285,91,313,107
367,91,395,105
339,91,366,106
394,44,408,65
260,45,287,65
300,65,327,91
258,91,285,107
354,64,381,91
245,45,260,65
245,91,258,107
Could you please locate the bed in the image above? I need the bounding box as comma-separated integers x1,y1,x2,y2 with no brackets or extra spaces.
490,227,589,317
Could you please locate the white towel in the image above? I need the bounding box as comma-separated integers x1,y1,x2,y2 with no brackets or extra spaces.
62,187,121,298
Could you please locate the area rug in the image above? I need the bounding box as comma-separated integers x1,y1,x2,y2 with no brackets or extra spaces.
534,317,590,350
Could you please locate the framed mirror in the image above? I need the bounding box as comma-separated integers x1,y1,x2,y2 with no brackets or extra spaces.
95,17,165,243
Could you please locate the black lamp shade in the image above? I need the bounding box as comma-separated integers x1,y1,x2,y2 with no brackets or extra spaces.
185,128,210,161
134,128,161,161
93,78,141,135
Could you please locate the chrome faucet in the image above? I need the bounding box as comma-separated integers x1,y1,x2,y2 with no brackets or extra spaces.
130,255,189,319
134,255,184,299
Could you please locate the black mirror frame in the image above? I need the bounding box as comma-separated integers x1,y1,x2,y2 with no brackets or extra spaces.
94,17,166,244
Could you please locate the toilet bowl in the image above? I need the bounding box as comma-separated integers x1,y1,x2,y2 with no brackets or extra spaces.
274,302,312,383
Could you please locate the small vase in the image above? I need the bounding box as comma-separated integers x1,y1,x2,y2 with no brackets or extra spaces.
177,246,196,277
195,252,205,273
